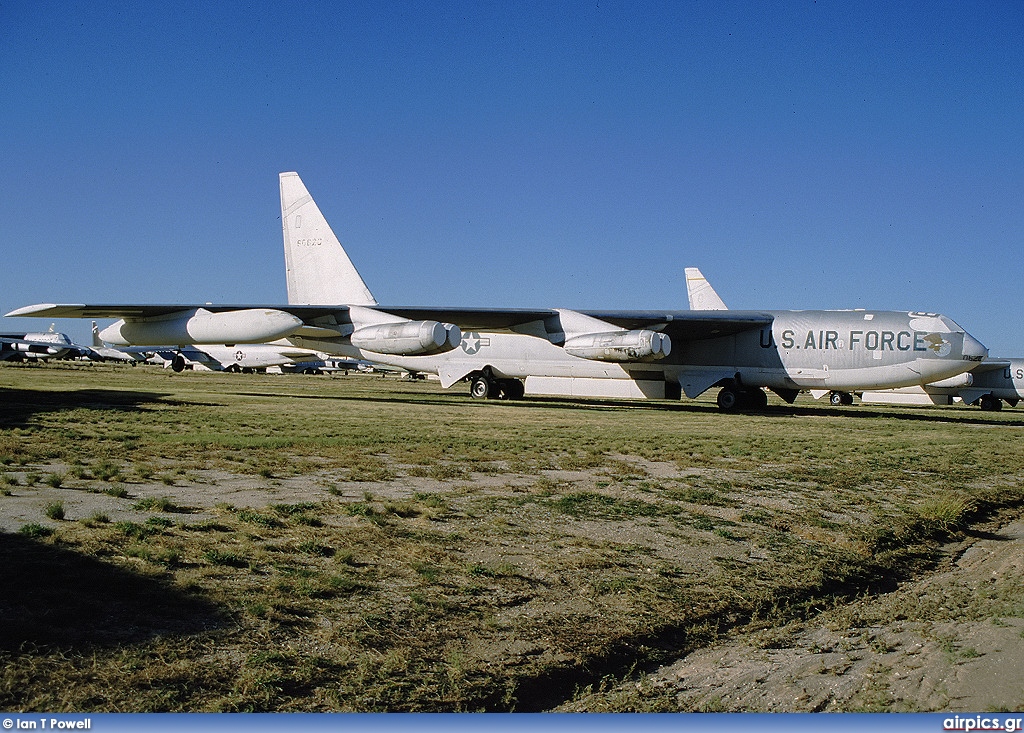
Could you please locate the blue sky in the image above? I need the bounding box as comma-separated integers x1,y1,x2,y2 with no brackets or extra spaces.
2,1,1022,355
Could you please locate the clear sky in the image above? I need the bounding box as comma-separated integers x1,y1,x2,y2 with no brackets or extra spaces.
2,1,1022,355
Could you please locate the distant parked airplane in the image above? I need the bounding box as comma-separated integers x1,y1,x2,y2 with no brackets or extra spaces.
0,325,88,362
145,342,321,372
860,358,1023,411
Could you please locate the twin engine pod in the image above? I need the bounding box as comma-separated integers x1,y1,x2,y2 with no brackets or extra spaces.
562,329,671,363
13,342,64,355
350,320,461,356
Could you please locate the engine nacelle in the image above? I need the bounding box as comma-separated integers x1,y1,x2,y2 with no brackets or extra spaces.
927,372,974,389
100,308,303,346
350,320,461,356
15,343,62,355
563,330,671,362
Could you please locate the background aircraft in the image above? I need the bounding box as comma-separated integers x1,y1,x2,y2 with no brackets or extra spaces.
141,342,321,373
0,326,89,362
860,358,1023,411
6,172,990,412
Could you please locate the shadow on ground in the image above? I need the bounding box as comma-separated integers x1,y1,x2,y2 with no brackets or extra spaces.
0,532,226,651
0,388,171,428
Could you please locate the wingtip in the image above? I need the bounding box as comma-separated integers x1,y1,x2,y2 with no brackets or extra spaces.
5,303,75,317
6,304,52,317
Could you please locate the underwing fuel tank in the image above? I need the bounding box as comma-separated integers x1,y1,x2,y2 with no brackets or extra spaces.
350,320,461,356
563,330,671,362
100,308,302,346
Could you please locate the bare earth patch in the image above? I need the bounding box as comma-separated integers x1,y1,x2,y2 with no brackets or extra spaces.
564,514,1024,712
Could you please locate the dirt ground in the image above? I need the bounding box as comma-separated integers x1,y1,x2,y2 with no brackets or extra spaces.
581,514,1024,712
4,460,1023,712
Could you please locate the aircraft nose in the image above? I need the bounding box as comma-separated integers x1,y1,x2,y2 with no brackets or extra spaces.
962,332,988,360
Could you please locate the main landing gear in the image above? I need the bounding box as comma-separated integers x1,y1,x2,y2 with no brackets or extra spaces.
715,385,768,412
469,374,525,400
978,394,1003,411
829,391,855,406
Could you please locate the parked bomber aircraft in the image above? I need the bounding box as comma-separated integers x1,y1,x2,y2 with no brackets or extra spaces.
0,326,89,362
860,358,1024,411
6,172,990,411
158,342,322,373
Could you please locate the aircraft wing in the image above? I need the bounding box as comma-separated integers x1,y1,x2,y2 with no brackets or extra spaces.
5,303,345,320
378,307,773,340
7,303,773,344
577,310,774,340
6,303,556,331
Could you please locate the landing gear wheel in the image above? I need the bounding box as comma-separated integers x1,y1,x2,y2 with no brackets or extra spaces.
717,387,740,412
717,386,768,412
829,391,854,406
171,354,187,372
470,375,496,399
979,395,1002,411
497,379,525,400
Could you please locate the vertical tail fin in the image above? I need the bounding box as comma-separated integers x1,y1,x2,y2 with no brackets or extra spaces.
91,321,102,347
684,267,729,310
279,172,377,306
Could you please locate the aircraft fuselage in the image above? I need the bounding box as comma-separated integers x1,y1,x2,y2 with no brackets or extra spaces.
289,308,985,400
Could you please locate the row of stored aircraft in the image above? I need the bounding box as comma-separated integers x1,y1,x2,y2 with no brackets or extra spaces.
6,172,1017,412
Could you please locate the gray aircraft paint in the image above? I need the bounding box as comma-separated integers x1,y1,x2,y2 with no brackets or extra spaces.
862,357,1024,408
287,308,983,397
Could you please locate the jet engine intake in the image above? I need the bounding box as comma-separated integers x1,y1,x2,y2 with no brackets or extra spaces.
350,320,461,356
563,330,671,362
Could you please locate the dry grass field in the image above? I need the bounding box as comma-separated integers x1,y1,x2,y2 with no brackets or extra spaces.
1,361,1022,711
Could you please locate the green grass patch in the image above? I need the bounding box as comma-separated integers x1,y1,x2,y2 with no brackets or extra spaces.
1,363,1023,713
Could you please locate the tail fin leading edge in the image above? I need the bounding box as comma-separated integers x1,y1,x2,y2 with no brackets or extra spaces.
279,172,377,306
684,267,728,311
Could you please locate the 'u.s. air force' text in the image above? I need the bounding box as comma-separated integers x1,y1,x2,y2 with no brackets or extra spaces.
761,329,948,353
